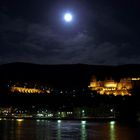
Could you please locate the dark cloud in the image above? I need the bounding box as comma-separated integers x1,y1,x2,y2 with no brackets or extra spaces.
0,0,140,65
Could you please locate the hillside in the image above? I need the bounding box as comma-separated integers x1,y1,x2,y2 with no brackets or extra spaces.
0,62,140,88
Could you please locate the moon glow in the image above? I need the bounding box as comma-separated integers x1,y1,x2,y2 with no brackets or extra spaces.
64,13,73,22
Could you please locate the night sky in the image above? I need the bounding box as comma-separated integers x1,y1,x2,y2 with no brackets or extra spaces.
0,0,140,65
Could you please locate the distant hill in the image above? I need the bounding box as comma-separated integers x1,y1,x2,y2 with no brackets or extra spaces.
0,62,140,88
0,62,140,108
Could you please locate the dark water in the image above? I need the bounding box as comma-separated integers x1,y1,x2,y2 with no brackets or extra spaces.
0,119,140,140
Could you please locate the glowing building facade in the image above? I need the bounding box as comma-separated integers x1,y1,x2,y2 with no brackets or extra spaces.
10,86,50,94
88,76,132,96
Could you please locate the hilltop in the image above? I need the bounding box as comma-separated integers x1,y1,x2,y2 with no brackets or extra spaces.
0,62,140,88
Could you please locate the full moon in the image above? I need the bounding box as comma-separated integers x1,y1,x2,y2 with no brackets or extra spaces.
64,13,73,22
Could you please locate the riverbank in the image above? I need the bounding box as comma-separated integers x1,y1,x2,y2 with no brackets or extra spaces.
0,116,116,121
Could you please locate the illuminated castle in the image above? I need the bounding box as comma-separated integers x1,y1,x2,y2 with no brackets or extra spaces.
88,76,132,96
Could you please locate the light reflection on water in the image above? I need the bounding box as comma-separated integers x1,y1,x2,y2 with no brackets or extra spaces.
57,120,61,140
81,121,87,140
0,119,139,140
110,121,116,140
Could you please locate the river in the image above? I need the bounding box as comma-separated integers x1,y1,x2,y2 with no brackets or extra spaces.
0,119,140,140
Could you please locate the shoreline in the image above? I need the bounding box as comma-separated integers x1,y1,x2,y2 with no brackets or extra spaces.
0,116,116,121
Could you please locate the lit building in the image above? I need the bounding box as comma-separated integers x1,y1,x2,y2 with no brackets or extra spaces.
131,77,140,81
10,86,50,94
88,76,132,96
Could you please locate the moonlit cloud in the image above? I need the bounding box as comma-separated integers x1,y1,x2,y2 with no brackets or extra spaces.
0,0,140,65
